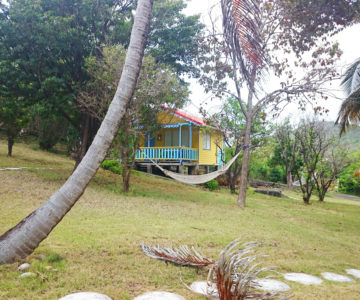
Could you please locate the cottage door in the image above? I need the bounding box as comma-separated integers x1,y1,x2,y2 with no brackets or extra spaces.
217,148,224,166
146,135,155,147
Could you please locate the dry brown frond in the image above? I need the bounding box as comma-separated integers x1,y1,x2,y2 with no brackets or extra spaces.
208,239,290,300
141,243,215,267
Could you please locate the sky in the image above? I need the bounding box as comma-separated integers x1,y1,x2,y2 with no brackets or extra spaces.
182,0,360,123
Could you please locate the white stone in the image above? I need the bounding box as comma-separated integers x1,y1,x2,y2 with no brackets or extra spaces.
59,292,112,300
19,272,35,278
321,272,355,282
284,273,323,285
18,263,31,271
133,291,185,300
346,269,360,279
45,266,52,270
190,281,219,299
252,278,291,292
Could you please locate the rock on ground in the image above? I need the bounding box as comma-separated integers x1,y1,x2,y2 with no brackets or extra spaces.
18,263,31,271
254,189,282,197
284,273,323,285
321,272,355,282
133,291,185,300
346,269,360,279
19,272,35,278
252,278,291,292
58,292,112,300
190,281,219,299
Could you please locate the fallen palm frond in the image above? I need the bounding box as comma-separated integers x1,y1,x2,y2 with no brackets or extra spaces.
141,243,215,267
208,239,290,300
142,239,290,299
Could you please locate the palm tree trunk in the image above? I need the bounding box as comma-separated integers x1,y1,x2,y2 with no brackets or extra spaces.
237,69,256,208
0,0,154,265
237,119,252,207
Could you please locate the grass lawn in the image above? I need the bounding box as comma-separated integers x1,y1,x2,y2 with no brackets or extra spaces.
0,139,360,299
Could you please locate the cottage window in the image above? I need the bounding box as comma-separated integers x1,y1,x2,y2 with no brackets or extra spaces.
164,129,179,147
203,131,211,150
181,127,189,147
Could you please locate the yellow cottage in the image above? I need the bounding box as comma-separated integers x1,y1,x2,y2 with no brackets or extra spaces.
135,108,224,174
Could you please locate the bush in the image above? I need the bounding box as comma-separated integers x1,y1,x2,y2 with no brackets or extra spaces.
204,179,219,191
268,166,285,183
339,174,360,195
101,159,122,174
339,158,360,195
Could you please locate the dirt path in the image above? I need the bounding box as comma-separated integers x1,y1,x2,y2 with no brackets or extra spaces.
332,193,360,202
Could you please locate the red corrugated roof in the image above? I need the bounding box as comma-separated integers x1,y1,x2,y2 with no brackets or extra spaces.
172,109,205,125
162,105,205,126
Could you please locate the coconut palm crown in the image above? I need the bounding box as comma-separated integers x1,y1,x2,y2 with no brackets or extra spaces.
336,58,360,135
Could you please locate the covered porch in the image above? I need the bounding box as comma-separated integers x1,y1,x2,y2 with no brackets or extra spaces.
135,122,200,164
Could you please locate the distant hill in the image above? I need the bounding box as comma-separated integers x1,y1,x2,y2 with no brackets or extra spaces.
324,121,360,151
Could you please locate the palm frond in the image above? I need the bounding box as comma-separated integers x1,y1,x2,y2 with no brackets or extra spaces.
336,88,360,135
341,58,360,96
208,238,290,300
141,243,215,267
221,0,264,81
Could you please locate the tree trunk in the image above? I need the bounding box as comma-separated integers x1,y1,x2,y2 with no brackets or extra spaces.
237,119,251,207
123,167,131,193
286,168,293,189
237,68,255,208
122,148,131,193
74,115,100,171
227,170,236,194
303,196,310,204
0,0,154,265
7,137,14,157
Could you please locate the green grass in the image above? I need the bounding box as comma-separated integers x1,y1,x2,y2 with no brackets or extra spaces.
0,139,360,299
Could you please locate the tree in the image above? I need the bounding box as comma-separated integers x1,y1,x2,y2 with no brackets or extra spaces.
336,58,360,134
77,46,188,192
0,0,135,163
294,120,333,204
272,120,300,188
0,97,29,156
280,0,360,54
0,0,202,164
313,138,351,202
198,0,340,207
207,97,267,193
147,0,204,76
0,0,154,265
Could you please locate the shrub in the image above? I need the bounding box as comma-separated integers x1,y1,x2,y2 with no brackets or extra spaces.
268,166,285,183
101,159,122,174
339,158,360,195
339,174,360,195
204,179,219,191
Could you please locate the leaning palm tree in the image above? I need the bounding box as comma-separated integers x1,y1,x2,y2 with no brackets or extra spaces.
0,0,154,265
336,58,360,135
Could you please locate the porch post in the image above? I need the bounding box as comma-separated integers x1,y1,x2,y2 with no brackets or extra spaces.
179,125,182,163
189,124,192,148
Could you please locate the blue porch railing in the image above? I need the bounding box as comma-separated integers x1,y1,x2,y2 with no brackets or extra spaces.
135,147,199,162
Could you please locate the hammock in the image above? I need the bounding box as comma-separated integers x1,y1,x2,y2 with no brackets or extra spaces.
149,151,241,185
